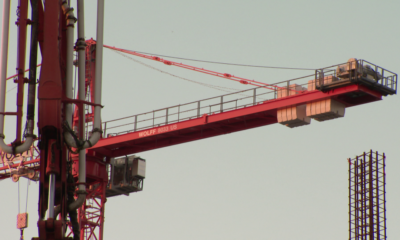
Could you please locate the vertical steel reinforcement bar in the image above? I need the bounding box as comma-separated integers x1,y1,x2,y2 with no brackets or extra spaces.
383,153,387,239
376,151,380,239
369,150,374,239
349,158,352,240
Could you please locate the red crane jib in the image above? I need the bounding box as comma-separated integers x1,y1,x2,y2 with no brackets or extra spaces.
89,84,381,159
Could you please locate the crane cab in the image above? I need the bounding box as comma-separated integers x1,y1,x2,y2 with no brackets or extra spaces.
106,155,146,197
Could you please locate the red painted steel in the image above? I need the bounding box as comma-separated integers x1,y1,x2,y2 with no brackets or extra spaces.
0,143,40,180
78,181,106,240
5,63,41,80
89,84,382,158
70,39,108,240
0,158,39,171
33,1,70,239
67,155,107,240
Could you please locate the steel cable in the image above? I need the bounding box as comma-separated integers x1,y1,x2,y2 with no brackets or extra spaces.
110,46,317,71
111,50,243,93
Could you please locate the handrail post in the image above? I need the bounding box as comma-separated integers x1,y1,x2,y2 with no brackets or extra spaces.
375,65,379,84
253,89,256,105
314,69,318,88
319,69,324,87
382,69,386,86
152,111,155,127
166,108,169,125
178,105,180,122
220,96,223,113
356,60,359,81
103,122,107,138
134,115,137,131
286,81,289,96
197,101,200,118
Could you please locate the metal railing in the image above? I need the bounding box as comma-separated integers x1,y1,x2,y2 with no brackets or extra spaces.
315,59,397,93
101,75,312,137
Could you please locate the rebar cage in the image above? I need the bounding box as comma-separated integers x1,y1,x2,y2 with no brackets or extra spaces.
348,150,386,240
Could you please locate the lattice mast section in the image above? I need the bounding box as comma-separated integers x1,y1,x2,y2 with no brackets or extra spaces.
349,150,386,240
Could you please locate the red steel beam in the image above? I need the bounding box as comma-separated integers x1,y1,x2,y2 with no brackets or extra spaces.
5,64,42,80
0,158,40,170
0,158,40,180
89,84,382,158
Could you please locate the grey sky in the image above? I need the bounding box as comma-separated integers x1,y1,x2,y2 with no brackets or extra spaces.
0,0,399,239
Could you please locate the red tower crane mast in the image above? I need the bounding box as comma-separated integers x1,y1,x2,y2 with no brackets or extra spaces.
0,0,105,239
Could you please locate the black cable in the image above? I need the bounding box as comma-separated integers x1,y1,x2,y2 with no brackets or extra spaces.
107,46,317,71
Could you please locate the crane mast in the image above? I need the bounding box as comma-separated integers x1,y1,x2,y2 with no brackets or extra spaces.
0,0,105,239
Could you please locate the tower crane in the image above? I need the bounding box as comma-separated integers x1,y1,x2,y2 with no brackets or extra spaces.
0,1,397,240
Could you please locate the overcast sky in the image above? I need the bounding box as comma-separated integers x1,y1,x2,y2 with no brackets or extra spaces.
1,0,399,239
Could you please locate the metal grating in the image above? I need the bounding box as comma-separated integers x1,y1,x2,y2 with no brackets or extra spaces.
348,150,387,240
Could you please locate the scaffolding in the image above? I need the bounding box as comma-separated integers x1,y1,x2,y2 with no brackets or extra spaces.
348,150,387,240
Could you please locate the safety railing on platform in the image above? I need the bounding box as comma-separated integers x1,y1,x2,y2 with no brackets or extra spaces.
315,59,397,94
101,75,312,137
